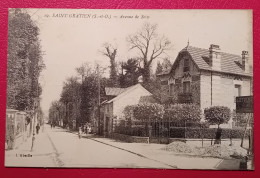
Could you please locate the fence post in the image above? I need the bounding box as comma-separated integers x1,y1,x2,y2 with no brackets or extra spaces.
184,120,186,139
201,125,204,147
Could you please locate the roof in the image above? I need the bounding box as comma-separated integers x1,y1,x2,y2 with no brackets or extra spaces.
180,46,253,77
106,84,151,104
6,109,19,112
159,45,253,77
105,87,128,96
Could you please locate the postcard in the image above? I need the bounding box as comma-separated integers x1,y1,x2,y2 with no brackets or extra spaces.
5,8,253,170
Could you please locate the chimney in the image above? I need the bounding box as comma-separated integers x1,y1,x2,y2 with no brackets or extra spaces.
241,51,249,73
209,44,221,71
138,75,143,83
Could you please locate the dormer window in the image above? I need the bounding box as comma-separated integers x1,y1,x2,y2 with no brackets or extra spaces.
184,58,190,72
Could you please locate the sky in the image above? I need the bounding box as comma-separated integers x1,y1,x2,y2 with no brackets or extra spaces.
26,9,253,115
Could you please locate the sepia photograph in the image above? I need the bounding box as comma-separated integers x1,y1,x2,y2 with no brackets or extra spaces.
5,8,253,170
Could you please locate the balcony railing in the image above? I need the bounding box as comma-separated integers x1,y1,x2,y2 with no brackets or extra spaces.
178,93,193,103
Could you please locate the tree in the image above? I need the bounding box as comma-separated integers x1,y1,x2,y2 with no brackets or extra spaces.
49,101,65,126
60,76,81,128
7,9,45,111
58,64,109,129
119,58,141,87
164,104,201,124
101,43,119,87
155,61,163,75
127,23,172,84
204,106,231,128
204,106,231,144
76,63,92,83
132,103,164,136
161,57,172,73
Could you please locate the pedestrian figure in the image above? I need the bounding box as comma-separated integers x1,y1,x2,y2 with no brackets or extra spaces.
31,133,35,152
51,123,53,129
36,124,40,134
214,128,222,144
78,126,82,139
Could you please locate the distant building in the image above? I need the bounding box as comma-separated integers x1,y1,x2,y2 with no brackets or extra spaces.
102,83,157,134
157,44,253,112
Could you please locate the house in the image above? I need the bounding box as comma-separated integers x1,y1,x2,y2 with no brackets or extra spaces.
6,109,28,149
102,83,157,134
157,44,253,113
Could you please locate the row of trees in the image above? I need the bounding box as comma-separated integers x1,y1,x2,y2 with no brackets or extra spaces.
7,9,45,131
49,22,173,129
48,64,109,129
102,23,172,97
123,103,202,125
120,103,233,140
7,9,45,111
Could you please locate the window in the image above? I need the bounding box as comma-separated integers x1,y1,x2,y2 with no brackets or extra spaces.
234,84,241,97
234,84,241,102
183,81,191,93
160,80,168,85
169,83,174,96
183,58,190,72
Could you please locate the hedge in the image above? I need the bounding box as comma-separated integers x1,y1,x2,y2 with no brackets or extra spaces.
114,125,146,137
115,126,249,139
169,127,249,139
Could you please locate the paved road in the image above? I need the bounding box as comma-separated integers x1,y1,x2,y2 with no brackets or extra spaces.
47,126,175,168
6,124,246,170
6,124,175,168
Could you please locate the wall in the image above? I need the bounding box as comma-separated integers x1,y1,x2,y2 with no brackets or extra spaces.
161,52,200,104
200,71,212,110
113,84,152,119
200,70,252,111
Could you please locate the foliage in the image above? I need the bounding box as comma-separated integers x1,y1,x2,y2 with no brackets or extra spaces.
169,127,248,139
114,124,146,137
123,105,135,127
7,9,44,111
58,64,109,128
49,101,66,126
164,104,201,123
155,61,163,75
204,106,231,127
119,58,141,87
101,43,119,87
132,103,164,122
156,58,172,75
232,110,249,127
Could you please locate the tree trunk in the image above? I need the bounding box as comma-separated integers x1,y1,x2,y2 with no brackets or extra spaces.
214,125,222,144
143,64,151,84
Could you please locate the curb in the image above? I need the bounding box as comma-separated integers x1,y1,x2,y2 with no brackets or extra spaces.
66,129,178,169
88,137,178,169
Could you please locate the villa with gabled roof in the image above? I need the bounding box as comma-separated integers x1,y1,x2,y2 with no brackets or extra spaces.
157,44,253,112
102,83,158,134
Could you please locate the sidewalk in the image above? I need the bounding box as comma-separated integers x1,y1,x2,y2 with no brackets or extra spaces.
5,125,58,167
89,136,242,170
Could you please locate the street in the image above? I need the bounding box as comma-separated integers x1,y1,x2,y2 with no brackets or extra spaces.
5,124,175,168
5,124,244,169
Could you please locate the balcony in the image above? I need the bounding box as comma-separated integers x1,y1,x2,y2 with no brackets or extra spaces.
178,93,193,103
